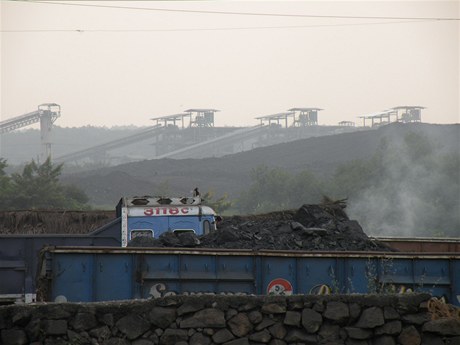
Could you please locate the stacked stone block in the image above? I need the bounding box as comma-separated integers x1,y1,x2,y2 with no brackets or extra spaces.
1,294,459,345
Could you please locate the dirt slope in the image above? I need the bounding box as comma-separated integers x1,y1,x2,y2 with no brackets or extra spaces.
61,122,459,207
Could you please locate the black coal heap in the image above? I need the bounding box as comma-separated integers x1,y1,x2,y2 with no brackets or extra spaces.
129,201,394,252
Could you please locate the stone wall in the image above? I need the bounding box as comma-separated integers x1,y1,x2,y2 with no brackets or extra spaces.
1,294,459,345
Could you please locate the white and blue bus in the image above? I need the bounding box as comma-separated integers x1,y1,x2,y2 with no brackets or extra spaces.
116,195,217,247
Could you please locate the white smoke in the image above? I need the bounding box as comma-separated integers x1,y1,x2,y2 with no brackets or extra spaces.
347,131,459,237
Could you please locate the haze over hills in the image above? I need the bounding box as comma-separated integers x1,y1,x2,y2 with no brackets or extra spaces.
60,122,459,208
0,126,155,166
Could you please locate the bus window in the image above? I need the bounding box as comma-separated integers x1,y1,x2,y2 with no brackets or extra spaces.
173,229,195,234
203,220,211,235
130,229,154,240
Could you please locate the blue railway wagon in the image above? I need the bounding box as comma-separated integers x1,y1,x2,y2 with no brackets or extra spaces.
42,247,460,306
0,219,121,304
0,194,218,304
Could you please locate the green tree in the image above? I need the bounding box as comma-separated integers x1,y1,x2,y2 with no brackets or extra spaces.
237,165,292,213
288,170,325,206
0,158,13,209
62,185,90,208
237,165,326,214
330,139,388,199
4,158,90,210
9,158,64,209
201,190,232,214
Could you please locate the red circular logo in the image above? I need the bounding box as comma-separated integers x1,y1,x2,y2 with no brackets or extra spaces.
267,278,293,295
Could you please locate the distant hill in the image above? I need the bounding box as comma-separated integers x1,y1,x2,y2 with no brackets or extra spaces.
60,122,459,208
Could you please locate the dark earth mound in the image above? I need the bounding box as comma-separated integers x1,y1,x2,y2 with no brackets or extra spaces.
0,210,116,234
129,201,394,251
62,123,459,207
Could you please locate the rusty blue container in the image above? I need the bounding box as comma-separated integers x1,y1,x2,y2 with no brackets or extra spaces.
42,247,460,306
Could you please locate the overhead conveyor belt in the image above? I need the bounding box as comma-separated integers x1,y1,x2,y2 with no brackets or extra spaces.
0,104,60,134
54,125,163,163
155,124,268,159
0,110,42,134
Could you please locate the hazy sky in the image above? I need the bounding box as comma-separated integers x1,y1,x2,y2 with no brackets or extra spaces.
1,1,459,128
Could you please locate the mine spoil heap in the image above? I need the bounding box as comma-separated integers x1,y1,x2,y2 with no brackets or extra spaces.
130,201,395,252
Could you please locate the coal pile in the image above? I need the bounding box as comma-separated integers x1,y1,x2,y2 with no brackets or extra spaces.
129,202,395,252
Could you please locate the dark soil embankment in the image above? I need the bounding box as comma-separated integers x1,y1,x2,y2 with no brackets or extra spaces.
129,201,394,251
0,210,116,234
61,123,460,206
